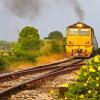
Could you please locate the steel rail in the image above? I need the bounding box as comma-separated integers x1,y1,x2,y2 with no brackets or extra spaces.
0,57,74,82
0,59,85,99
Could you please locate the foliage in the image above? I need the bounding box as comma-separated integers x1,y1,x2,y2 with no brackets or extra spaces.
0,57,8,69
62,37,66,52
0,40,11,50
0,38,66,70
18,26,41,50
48,31,63,39
11,42,35,62
0,28,66,70
0,50,36,69
0,49,14,56
13,49,36,62
61,55,100,100
50,40,61,53
0,49,14,69
50,39,65,53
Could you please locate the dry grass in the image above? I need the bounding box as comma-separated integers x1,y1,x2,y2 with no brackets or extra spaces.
7,53,67,71
36,53,66,65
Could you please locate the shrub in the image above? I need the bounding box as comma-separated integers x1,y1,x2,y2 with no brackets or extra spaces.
0,57,9,69
60,55,100,99
50,40,61,53
62,37,66,52
50,40,65,53
14,50,36,62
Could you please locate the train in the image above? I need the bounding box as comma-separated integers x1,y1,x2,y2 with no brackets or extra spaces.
66,22,98,58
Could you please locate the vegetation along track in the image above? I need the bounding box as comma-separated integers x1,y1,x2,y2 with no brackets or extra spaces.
0,57,85,99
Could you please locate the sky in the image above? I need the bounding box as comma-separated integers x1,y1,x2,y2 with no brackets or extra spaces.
0,0,100,46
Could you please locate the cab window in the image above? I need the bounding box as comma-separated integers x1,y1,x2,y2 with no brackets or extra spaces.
80,29,90,35
69,29,78,35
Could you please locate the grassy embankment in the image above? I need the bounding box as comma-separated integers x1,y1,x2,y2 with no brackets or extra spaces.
0,39,66,72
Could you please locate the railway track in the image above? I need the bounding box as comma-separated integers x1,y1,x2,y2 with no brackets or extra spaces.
0,57,85,99
0,57,74,82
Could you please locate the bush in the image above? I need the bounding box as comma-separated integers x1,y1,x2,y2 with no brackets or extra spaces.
50,40,61,53
60,55,100,99
14,50,36,62
62,37,66,52
0,57,9,69
50,40,65,53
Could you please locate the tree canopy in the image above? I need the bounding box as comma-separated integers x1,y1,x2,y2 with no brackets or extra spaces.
18,26,41,50
48,31,63,39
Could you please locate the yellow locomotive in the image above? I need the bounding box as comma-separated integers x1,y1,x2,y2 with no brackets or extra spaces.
66,22,98,57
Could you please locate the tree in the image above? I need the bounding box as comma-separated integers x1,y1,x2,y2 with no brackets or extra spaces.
48,31,63,39
18,26,41,50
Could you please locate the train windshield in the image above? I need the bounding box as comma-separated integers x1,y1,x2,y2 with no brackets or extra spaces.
69,29,78,35
80,29,90,35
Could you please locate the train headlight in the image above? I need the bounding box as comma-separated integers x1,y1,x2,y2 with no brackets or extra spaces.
77,23,83,27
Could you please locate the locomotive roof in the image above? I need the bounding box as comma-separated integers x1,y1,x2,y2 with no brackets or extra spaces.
67,22,92,28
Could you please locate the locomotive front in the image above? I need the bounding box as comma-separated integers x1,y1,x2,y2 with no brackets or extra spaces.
66,22,94,57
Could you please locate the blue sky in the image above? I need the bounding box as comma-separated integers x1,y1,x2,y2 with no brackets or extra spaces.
0,0,100,46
